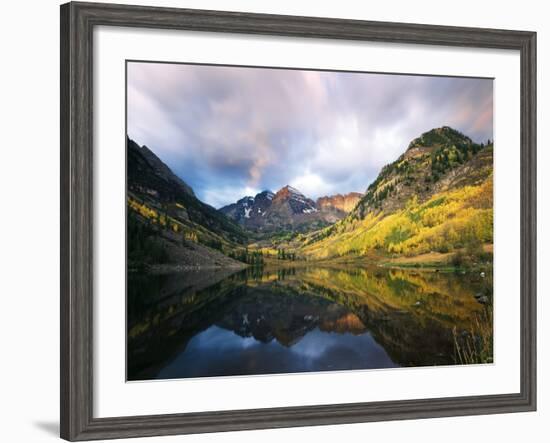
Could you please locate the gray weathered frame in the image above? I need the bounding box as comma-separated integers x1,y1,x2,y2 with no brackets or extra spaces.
60,1,537,441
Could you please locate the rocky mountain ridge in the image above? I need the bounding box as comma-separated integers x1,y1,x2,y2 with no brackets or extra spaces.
316,192,362,213
350,126,492,219
220,186,363,234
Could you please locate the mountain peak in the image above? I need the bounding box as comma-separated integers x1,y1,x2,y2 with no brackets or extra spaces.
256,190,275,199
221,185,367,233
127,137,195,197
407,126,473,150
275,185,305,199
350,127,488,219
237,195,255,204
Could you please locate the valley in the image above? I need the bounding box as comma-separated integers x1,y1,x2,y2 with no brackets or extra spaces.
126,125,494,377
125,61,495,380
127,126,494,273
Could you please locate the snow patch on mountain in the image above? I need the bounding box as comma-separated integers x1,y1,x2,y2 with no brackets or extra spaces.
302,207,318,214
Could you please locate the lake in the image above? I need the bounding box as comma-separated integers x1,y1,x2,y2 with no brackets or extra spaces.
127,265,492,380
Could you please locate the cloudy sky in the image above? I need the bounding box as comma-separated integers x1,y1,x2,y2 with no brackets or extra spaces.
127,62,493,208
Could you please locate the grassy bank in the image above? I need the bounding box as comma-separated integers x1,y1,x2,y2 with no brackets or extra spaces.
379,243,492,272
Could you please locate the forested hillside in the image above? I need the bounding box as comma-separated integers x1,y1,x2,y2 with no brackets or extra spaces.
298,127,493,265
127,138,250,270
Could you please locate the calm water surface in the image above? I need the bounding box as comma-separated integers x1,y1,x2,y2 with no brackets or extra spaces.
127,266,492,380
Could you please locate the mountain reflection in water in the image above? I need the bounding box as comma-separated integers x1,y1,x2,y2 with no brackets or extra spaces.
127,266,492,380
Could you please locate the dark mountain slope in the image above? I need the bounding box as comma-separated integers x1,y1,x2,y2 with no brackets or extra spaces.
220,190,275,225
127,137,246,244
127,137,250,269
128,138,195,197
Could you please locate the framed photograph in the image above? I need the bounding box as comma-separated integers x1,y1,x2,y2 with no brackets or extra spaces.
60,1,536,440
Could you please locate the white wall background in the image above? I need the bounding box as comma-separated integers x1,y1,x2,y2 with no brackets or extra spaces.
0,1,546,442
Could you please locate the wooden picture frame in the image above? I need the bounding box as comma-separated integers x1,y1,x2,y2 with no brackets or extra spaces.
60,1,536,440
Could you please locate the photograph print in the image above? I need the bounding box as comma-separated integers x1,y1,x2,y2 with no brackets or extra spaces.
126,62,494,381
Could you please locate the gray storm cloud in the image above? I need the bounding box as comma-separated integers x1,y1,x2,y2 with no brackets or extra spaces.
127,62,493,208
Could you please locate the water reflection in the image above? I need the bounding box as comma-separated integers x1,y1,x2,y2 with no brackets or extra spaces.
127,266,492,380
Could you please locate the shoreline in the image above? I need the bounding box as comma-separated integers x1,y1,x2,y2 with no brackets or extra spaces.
131,262,248,275
131,246,493,275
